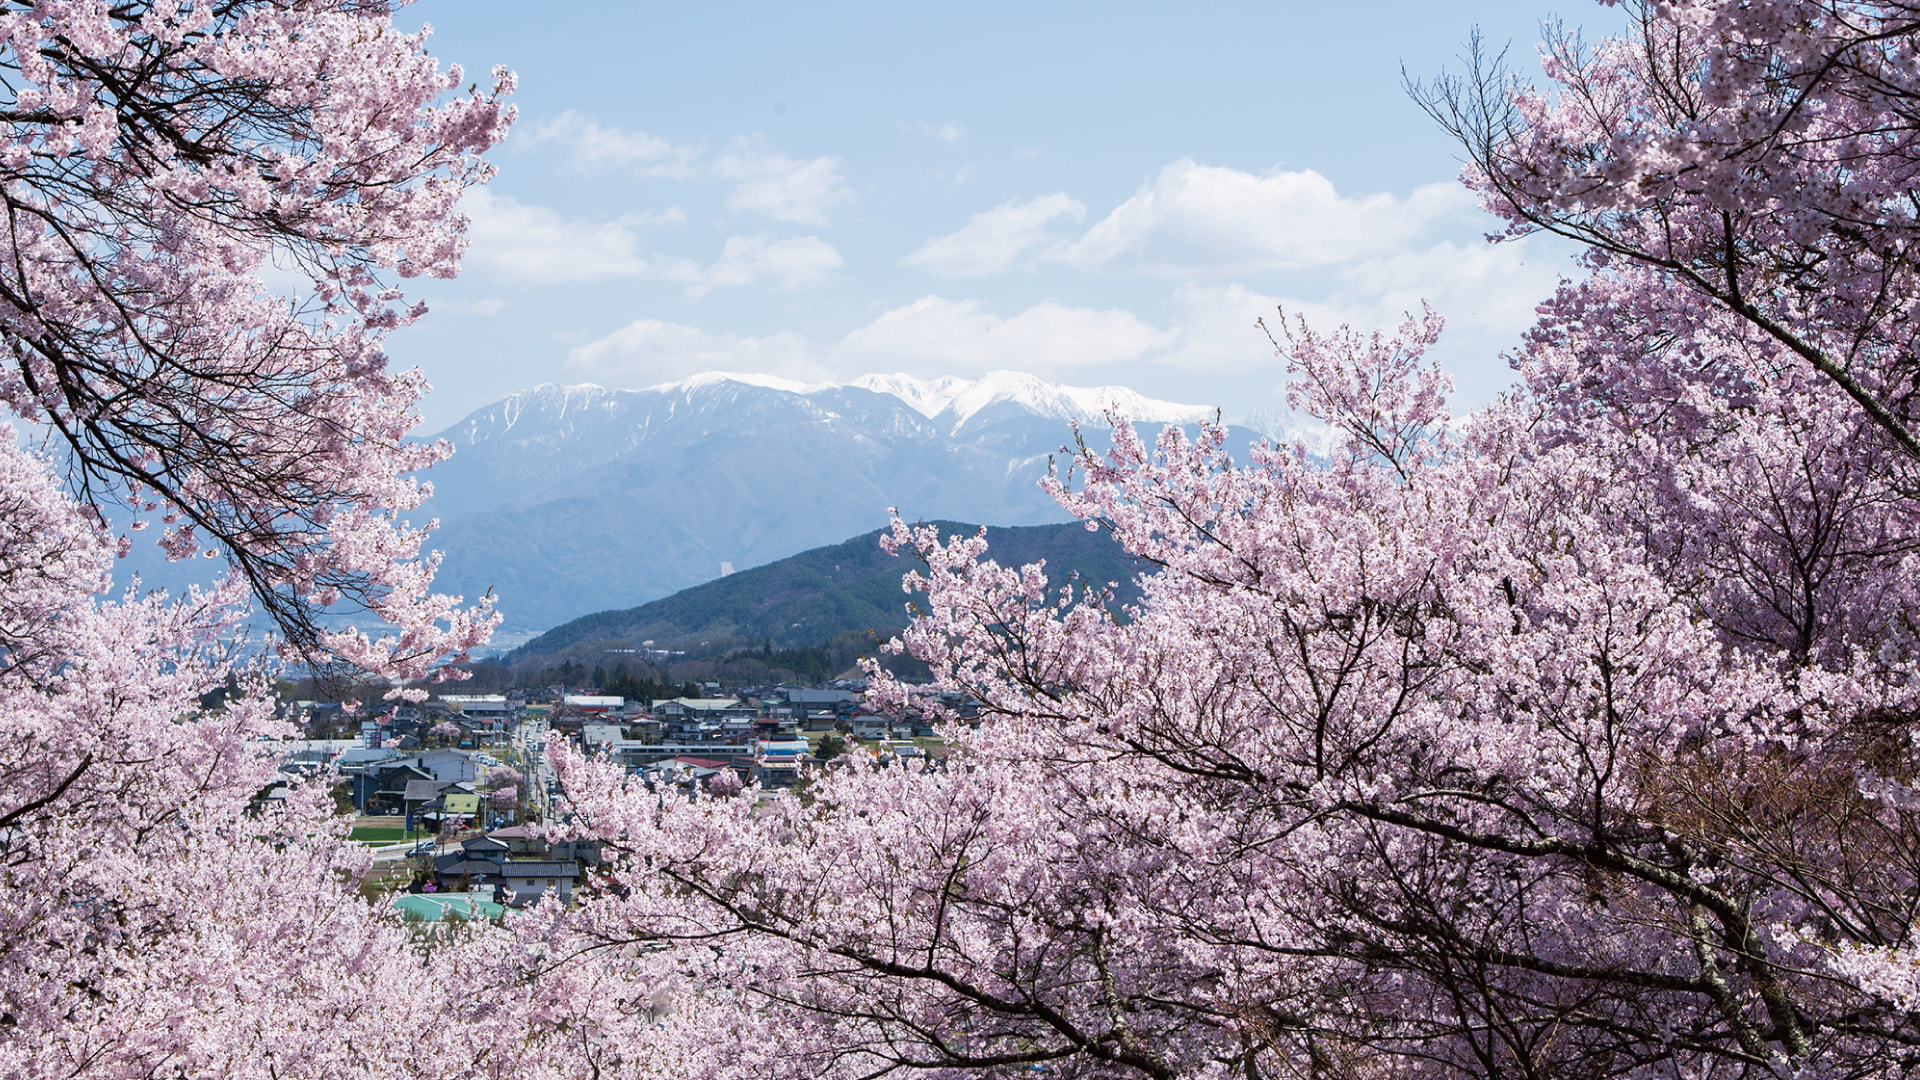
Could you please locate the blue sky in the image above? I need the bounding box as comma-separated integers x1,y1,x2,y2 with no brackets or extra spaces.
391,1,1623,432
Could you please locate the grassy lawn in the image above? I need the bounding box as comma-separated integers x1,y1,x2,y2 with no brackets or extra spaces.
348,826,409,843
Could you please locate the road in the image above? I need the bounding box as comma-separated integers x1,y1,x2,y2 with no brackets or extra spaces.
517,715,555,820
367,835,453,864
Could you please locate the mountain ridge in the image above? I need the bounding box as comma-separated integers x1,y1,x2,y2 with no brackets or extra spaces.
441,369,1214,446
505,520,1147,667
413,371,1213,633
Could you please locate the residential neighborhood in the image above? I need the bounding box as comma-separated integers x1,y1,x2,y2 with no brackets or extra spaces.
270,675,959,922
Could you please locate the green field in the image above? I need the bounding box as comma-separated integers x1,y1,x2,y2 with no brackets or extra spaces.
349,826,409,842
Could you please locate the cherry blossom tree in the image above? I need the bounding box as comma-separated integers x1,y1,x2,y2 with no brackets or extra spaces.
541,303,1920,1080
0,2,515,1076
1416,0,1920,464
0,0,512,675
0,431,478,1079
704,768,743,798
525,6,1920,1077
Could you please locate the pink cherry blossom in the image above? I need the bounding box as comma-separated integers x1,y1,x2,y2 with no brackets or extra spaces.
527,8,1920,1057
0,0,512,679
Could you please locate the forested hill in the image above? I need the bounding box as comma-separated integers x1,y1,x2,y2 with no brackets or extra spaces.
505,521,1148,666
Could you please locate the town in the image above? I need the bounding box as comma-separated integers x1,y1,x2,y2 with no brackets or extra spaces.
270,679,966,919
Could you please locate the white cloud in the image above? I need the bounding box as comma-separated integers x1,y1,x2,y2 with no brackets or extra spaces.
460,190,847,294
705,235,843,292
903,193,1085,277
1155,283,1294,375
516,113,852,224
461,189,698,284
837,296,1168,372
1152,235,1574,361
714,146,850,225
519,110,700,178
566,319,817,382
1058,160,1474,277
1135,232,1574,417
1331,238,1566,335
548,226,1567,423
1158,237,1568,374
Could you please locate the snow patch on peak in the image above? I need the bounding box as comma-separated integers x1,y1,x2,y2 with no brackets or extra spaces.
509,381,610,399
847,373,973,418
497,381,626,413
646,371,824,395
467,382,633,438
850,370,1212,427
621,369,1209,426
453,370,1215,441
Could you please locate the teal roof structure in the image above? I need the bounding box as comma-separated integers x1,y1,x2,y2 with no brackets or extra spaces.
392,893,506,922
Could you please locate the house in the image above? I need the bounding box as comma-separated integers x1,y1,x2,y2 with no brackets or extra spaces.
485,826,545,856
402,778,451,825
440,694,513,718
549,839,603,866
460,834,512,860
431,855,504,886
580,722,624,748
651,697,756,722
335,747,400,774
787,687,858,723
498,861,581,906
402,779,486,830
562,695,623,715
439,791,482,826
649,698,762,743
402,748,478,783
612,742,756,771
751,738,810,789
250,783,292,812
634,757,730,795
352,760,433,814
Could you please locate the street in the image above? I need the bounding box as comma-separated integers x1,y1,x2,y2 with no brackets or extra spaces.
516,715,555,820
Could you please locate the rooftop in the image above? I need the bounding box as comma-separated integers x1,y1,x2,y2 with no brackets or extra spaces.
392,894,505,922
499,861,581,879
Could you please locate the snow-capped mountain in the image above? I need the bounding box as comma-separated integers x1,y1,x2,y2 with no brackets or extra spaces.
843,371,1212,429
416,371,1214,633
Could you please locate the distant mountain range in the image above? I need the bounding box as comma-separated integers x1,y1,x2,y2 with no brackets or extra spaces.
506,520,1149,667
417,371,1215,634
